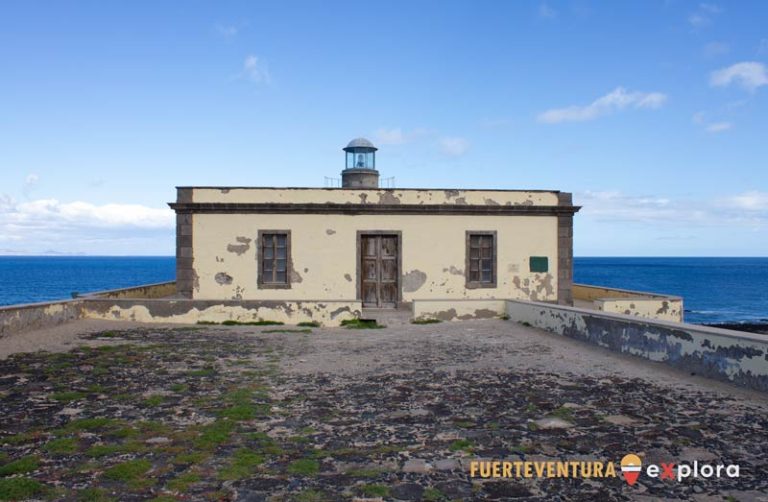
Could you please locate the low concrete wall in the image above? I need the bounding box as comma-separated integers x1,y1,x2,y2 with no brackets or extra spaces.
412,299,506,321
81,299,362,327
506,299,768,392
574,284,683,323
83,281,177,300
0,300,82,337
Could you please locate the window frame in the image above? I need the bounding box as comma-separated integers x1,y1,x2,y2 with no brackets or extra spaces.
465,231,497,289
257,230,292,289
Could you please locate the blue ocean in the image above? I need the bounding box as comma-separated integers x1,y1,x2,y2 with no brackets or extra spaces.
0,256,766,326
0,256,175,307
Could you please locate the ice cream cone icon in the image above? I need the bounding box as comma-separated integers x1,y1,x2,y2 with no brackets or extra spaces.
620,454,642,486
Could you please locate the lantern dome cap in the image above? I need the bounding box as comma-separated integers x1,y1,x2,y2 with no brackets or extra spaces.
344,137,377,151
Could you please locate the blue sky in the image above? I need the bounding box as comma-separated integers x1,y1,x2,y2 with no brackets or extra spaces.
1,0,767,256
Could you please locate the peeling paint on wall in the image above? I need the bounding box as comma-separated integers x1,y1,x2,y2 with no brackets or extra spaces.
82,299,361,327
226,236,252,255
215,272,233,285
413,300,506,321
377,192,401,205
506,299,768,393
402,270,428,293
442,266,464,276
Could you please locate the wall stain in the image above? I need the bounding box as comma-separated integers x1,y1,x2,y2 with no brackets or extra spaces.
442,266,464,276
344,273,352,282
484,198,500,206
326,229,336,235
227,236,252,255
402,270,428,292
444,190,460,199
377,192,401,205
215,272,233,285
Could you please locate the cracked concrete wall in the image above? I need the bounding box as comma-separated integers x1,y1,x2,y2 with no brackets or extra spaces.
412,300,506,321
189,188,560,206
81,300,360,327
506,299,768,392
192,213,559,302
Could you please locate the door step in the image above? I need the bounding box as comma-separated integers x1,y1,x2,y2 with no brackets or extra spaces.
361,308,412,327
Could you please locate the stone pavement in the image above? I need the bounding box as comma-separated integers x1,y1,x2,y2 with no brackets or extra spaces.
0,319,766,501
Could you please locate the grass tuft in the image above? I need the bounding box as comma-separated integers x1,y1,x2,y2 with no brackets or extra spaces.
44,437,78,454
0,477,44,501
359,484,389,497
103,459,152,482
0,455,39,476
51,391,85,402
218,449,263,480
297,321,321,327
286,458,319,476
448,439,474,452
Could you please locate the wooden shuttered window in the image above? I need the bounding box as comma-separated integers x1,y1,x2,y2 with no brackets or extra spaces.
466,231,496,288
258,231,291,288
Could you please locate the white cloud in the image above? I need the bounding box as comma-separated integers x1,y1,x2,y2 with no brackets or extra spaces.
215,24,238,38
241,55,271,84
374,127,430,146
692,112,733,133
720,191,768,211
438,137,470,157
0,198,173,230
710,62,768,91
539,3,557,18
537,87,667,124
688,13,710,28
688,3,722,28
0,197,175,254
577,190,767,228
699,3,722,14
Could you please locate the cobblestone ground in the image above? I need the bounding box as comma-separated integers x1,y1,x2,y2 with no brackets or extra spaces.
0,321,766,501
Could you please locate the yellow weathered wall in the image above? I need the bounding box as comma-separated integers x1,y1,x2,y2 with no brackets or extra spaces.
595,298,684,323
573,284,683,322
192,213,559,302
412,299,506,321
190,188,560,206
572,284,660,301
81,300,360,326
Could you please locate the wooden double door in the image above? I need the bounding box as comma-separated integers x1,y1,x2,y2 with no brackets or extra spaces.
361,234,399,308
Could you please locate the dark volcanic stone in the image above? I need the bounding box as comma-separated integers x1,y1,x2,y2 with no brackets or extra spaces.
390,482,425,500
483,481,532,499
